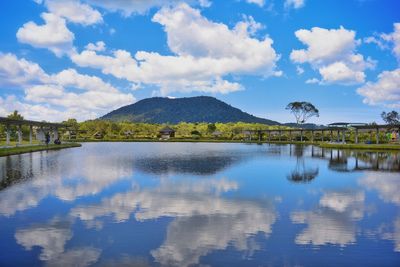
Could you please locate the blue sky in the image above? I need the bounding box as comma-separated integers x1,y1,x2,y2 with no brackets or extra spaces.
0,0,399,124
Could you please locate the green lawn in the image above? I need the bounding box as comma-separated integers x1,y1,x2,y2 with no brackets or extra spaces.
0,143,82,157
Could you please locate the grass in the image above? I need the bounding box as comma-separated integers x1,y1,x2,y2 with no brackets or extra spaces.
0,143,82,157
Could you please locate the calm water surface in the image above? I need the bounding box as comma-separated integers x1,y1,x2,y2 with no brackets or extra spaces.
0,142,399,266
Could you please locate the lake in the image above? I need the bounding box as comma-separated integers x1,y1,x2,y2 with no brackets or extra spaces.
0,142,399,266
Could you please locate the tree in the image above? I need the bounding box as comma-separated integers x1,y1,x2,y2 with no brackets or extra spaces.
286,102,319,124
7,110,24,120
207,123,217,133
63,118,79,130
381,110,400,125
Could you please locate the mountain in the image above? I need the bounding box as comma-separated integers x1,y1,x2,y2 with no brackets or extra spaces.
100,96,280,125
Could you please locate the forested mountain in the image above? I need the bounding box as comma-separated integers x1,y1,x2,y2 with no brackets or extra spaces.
101,96,280,125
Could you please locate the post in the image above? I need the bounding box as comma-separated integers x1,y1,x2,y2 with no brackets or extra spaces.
311,130,314,143
17,125,23,145
300,130,303,142
268,130,271,142
54,127,59,141
330,130,333,142
29,125,33,144
289,130,292,141
342,130,345,143
355,129,358,144
376,128,379,144
5,125,10,146
321,130,324,142
337,130,340,142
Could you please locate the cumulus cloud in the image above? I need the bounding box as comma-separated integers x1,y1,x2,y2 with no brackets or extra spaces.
356,68,400,108
364,23,400,62
284,0,305,9
17,13,75,57
85,41,106,52
0,53,49,87
84,0,211,16
71,4,279,95
0,53,135,121
290,26,374,85
45,0,103,25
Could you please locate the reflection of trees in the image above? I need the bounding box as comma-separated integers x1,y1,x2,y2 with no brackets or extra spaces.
287,145,319,183
287,167,319,183
308,147,400,172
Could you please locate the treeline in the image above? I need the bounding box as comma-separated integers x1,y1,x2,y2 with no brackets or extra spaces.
63,119,287,140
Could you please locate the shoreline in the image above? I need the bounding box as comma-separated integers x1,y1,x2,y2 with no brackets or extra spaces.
0,143,82,157
1,140,399,157
70,139,400,151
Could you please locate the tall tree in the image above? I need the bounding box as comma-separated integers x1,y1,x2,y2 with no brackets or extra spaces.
381,110,400,125
285,102,319,124
7,110,24,120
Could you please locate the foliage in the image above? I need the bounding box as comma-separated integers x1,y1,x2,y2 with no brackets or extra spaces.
381,110,400,125
7,110,24,120
66,120,286,140
285,102,319,124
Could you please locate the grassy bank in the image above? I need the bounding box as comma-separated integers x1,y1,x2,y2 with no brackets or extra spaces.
0,143,82,157
319,143,400,151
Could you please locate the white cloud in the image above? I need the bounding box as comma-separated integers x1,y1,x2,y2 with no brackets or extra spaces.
45,0,103,26
357,68,400,108
245,0,265,7
71,4,279,95
284,0,305,9
305,78,319,84
296,66,304,75
319,61,365,85
364,23,400,62
291,26,373,85
84,0,211,16
0,53,49,87
17,13,75,57
0,53,135,121
85,41,106,52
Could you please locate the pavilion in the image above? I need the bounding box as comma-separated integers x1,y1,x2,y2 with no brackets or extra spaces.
0,117,67,147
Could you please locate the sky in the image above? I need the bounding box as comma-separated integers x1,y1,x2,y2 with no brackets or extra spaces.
0,0,399,124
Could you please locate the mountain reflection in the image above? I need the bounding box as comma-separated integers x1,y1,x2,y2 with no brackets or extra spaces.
134,154,242,175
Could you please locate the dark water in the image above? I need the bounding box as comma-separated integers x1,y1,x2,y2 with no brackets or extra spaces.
0,143,399,267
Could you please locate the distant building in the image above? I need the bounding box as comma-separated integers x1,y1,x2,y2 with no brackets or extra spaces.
212,131,223,138
328,122,368,128
159,126,175,139
93,131,104,139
